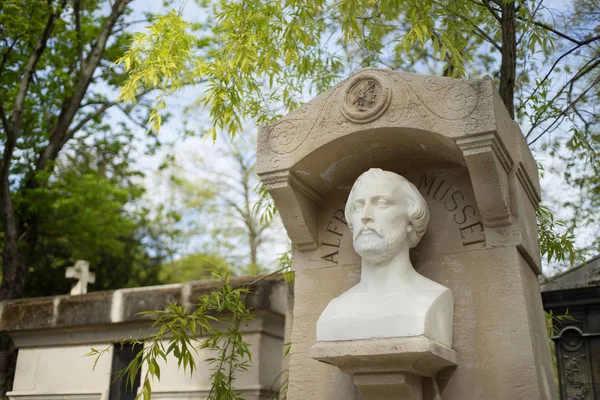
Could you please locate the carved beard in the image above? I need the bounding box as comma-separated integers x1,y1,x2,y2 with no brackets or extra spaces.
353,227,405,264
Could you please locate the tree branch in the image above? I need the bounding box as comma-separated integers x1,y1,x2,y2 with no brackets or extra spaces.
65,88,153,143
36,0,133,174
430,0,502,52
528,74,600,145
517,0,544,46
526,56,600,138
3,0,66,178
0,0,68,303
111,19,151,35
499,0,517,118
74,0,84,68
0,101,8,134
468,0,502,23
471,0,600,48
0,37,19,77
65,101,117,139
470,23,502,52
530,20,588,46
520,40,600,116
116,104,148,130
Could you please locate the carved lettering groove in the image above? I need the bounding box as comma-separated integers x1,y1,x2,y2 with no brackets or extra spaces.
320,209,347,264
417,174,486,247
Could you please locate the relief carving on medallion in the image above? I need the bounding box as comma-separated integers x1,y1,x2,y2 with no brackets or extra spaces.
341,74,392,123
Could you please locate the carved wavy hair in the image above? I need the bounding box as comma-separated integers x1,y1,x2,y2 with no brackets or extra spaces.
344,168,430,248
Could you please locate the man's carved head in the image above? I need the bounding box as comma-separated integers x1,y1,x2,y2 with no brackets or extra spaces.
345,169,429,262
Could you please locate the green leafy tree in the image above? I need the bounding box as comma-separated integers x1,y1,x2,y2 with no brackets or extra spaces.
539,0,600,259
0,0,154,299
0,0,183,392
159,252,229,283
23,134,173,297
159,137,282,275
118,0,599,264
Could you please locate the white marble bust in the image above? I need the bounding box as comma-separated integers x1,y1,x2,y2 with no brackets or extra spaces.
316,169,454,347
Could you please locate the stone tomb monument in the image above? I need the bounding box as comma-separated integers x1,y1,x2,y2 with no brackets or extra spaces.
257,69,556,399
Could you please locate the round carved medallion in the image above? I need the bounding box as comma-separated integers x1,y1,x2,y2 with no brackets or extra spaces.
560,327,584,352
341,74,391,123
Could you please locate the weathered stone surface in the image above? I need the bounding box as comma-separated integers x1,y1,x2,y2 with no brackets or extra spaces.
311,336,457,377
541,255,600,292
0,275,288,334
120,285,182,321
65,260,95,295
311,337,457,400
1,297,56,331
416,247,554,400
145,332,280,399
257,69,541,272
10,343,112,397
286,265,361,400
56,291,112,327
188,277,284,313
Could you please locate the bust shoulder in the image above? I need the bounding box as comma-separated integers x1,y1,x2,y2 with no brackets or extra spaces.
424,288,454,346
316,282,454,346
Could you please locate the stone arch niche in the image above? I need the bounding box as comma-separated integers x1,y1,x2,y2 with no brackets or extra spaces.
257,69,556,400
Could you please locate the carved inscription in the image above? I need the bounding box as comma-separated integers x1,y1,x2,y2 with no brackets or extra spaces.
418,174,486,247
320,209,347,264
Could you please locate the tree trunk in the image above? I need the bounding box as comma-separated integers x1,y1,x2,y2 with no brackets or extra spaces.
0,0,132,394
499,0,517,119
0,179,25,396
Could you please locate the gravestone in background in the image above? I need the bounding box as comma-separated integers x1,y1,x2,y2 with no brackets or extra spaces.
542,256,600,399
2,277,288,400
257,69,556,399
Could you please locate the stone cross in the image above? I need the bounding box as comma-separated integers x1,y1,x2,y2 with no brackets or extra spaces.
65,260,95,295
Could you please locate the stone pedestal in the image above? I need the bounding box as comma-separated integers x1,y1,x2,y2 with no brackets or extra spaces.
257,69,557,399
311,337,457,400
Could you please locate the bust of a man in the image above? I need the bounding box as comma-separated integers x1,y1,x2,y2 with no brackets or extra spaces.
316,168,454,347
